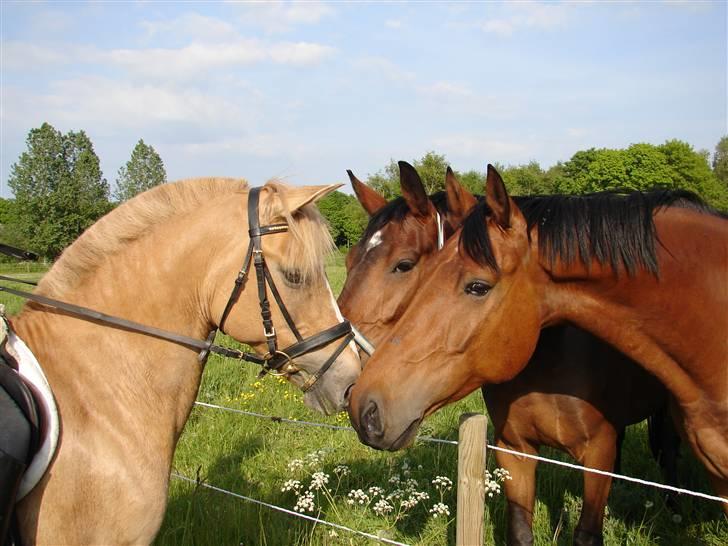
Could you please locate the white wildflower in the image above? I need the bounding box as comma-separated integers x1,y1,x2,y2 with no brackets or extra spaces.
401,491,429,511
305,449,328,468
432,476,453,490
387,488,404,500
429,502,450,518
368,486,384,497
333,464,350,476
287,459,304,472
373,498,394,516
347,489,370,505
294,491,315,513
281,479,302,493
310,472,330,491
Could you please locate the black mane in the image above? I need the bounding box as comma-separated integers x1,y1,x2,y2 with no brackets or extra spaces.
461,189,718,276
361,191,448,242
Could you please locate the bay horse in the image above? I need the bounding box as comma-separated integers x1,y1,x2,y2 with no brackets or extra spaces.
6,178,360,544
348,165,728,512
340,163,677,545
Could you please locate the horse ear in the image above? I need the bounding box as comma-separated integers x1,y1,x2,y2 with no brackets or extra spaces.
399,161,431,217
445,166,478,225
485,164,513,229
286,184,342,213
347,170,386,216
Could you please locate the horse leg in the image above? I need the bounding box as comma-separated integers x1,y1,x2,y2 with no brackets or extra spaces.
496,440,539,546
573,428,617,546
707,476,728,517
650,405,682,510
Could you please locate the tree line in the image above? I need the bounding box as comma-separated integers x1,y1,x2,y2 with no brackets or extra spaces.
2,123,727,258
321,138,728,248
1,123,166,259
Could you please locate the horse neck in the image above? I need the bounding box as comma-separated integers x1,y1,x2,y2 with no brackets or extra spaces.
12,203,234,440
540,207,728,403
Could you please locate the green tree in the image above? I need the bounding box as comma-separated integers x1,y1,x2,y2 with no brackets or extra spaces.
114,139,167,202
501,161,554,195
553,141,728,209
317,191,367,248
366,152,459,198
712,135,728,189
366,160,400,200
0,197,29,257
8,122,111,258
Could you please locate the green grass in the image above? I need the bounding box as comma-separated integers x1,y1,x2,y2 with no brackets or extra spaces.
0,259,725,545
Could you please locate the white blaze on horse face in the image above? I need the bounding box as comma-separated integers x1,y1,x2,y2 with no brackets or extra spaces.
366,230,383,253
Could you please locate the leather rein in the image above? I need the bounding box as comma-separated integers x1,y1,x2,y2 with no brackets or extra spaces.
0,187,355,392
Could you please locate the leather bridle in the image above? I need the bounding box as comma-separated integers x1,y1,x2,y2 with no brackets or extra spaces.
0,187,355,392
215,186,355,390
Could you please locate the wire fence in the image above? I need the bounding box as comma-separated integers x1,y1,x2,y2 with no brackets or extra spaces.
172,399,727,545
193,401,728,505
171,472,410,546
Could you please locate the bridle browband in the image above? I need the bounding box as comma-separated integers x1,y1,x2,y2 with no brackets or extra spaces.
0,187,355,392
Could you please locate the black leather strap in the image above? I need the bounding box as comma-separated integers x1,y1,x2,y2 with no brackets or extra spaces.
0,285,265,364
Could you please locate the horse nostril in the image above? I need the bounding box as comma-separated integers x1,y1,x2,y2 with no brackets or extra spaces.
362,400,383,438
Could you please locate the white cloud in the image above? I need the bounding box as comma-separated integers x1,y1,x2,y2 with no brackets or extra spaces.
417,81,473,99
182,133,312,160
432,134,529,163
479,19,514,36
2,38,336,81
353,56,416,84
140,13,238,42
2,41,75,69
478,1,573,36
234,1,334,33
4,76,258,131
566,127,588,138
385,19,402,29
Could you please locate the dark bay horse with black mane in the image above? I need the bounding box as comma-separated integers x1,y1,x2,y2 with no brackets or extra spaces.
340,163,679,544
348,165,728,515
4,179,360,544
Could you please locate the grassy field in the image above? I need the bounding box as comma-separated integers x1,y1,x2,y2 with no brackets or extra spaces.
0,257,725,545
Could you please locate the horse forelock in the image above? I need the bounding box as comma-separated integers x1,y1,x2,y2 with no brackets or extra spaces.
360,191,449,245
460,189,719,276
259,180,335,285
38,178,249,296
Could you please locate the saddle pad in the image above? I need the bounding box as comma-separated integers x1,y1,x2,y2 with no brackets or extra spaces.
4,330,59,500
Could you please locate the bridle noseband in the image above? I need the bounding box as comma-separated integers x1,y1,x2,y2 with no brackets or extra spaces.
216,187,355,391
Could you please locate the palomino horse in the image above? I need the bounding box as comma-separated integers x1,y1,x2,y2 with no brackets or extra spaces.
348,165,728,510
340,163,677,545
8,179,360,544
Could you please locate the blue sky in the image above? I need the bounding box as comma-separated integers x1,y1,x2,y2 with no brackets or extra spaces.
1,1,725,198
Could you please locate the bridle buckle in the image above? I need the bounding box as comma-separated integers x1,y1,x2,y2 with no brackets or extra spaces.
264,326,276,338
262,350,296,377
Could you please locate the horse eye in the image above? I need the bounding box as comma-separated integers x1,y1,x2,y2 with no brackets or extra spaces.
465,280,491,297
393,260,415,273
283,269,303,285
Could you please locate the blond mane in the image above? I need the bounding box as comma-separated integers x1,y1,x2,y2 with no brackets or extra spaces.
37,178,333,296
259,180,335,285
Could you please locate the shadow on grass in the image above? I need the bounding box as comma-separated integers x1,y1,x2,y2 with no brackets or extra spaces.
156,412,726,546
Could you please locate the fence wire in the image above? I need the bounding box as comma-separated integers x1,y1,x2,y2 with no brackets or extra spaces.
194,401,728,505
171,472,410,546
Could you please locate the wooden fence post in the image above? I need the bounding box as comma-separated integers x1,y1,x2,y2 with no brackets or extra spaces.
456,412,488,546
